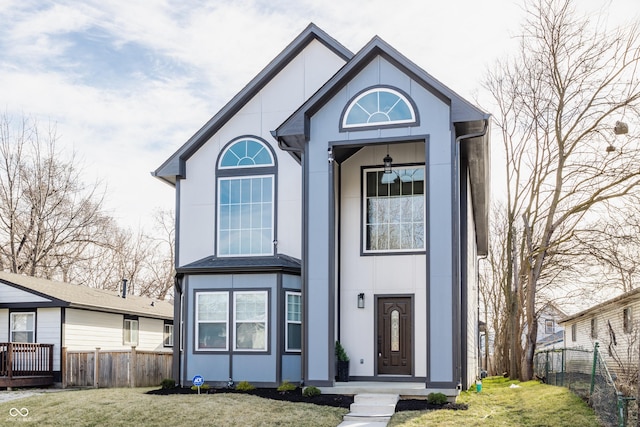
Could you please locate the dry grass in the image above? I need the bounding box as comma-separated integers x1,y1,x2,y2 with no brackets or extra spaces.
389,377,600,427
0,387,347,426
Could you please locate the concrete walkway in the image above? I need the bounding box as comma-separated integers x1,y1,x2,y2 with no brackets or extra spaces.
337,393,399,427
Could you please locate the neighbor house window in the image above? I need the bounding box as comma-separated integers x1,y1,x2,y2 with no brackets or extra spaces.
624,308,632,334
234,291,268,351
286,291,302,352
123,318,139,345
342,86,417,129
544,319,554,334
591,318,598,339
217,138,275,257
363,166,425,252
571,324,577,342
196,292,229,351
10,312,35,343
163,323,174,347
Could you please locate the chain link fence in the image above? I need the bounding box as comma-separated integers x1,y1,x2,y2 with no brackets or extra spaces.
534,343,637,427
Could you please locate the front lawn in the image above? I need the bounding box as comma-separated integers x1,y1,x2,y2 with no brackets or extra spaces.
389,376,600,426
0,387,347,426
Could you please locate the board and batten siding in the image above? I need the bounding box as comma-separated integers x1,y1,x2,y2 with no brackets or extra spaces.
64,308,169,352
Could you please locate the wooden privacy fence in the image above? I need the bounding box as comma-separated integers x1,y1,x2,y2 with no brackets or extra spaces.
62,347,172,388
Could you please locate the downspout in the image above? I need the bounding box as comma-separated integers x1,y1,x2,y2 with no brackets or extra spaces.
453,118,489,390
173,274,183,386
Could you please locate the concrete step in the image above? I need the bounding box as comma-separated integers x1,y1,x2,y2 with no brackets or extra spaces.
354,393,399,405
343,414,393,423
338,421,389,427
349,403,396,416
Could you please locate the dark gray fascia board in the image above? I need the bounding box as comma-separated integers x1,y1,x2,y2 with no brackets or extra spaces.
273,35,490,151
456,119,491,256
153,23,353,183
177,254,302,275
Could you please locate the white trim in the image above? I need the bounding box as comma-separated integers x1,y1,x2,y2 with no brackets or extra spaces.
218,138,275,169
233,291,268,352
195,292,229,351
362,166,426,254
10,311,35,343
285,291,302,353
217,174,275,257
343,87,416,129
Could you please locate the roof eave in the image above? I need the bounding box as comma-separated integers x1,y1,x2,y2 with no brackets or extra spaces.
154,23,352,183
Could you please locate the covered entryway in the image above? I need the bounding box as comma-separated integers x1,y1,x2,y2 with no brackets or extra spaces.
376,296,412,375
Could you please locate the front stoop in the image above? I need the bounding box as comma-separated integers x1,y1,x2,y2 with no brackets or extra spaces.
338,394,399,427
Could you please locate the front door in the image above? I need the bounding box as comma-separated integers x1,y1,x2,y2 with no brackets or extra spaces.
377,296,412,375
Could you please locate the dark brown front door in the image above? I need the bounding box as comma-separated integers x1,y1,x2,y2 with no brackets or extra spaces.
377,296,412,375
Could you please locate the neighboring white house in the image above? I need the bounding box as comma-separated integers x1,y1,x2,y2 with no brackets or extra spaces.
0,271,173,384
560,288,640,380
535,303,566,350
154,23,491,396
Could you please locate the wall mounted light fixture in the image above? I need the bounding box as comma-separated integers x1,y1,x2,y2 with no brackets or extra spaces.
357,293,365,309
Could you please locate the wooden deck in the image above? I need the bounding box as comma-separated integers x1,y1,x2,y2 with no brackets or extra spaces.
0,342,54,388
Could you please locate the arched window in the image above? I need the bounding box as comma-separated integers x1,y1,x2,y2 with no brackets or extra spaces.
217,137,276,256
342,87,417,130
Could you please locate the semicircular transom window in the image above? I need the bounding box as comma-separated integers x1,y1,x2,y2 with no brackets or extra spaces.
343,87,416,129
219,138,274,169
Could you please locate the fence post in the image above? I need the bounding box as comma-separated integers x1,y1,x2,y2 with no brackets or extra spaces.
545,351,549,383
7,342,13,391
560,348,565,387
94,348,100,388
130,346,136,388
61,347,67,389
590,342,599,398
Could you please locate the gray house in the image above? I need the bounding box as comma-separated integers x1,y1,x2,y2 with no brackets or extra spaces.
154,23,490,396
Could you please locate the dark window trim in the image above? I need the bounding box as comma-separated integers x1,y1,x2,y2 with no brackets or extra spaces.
360,162,426,256
339,85,420,132
193,288,271,355
215,135,278,258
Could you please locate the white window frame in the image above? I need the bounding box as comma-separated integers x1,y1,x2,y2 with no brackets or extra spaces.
544,319,554,334
10,312,36,343
196,292,229,351
590,318,598,339
342,87,416,129
624,307,632,334
571,323,577,342
123,318,139,346
233,291,268,352
285,291,302,353
163,323,174,347
217,175,275,257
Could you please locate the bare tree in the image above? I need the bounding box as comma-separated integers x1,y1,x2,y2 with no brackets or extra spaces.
0,114,110,278
484,0,640,380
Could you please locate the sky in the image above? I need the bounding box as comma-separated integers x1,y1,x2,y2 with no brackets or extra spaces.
0,0,638,230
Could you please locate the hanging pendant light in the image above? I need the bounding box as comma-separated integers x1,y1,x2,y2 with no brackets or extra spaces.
383,146,393,174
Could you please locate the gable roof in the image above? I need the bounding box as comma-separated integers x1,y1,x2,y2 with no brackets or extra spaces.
560,288,640,325
0,271,173,320
272,35,491,255
152,23,353,185
177,253,301,274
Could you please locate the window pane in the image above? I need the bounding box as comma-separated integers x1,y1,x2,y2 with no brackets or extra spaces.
218,176,273,256
198,294,228,321
287,323,301,351
236,293,266,321
236,322,266,350
199,323,227,349
365,166,425,252
287,294,301,322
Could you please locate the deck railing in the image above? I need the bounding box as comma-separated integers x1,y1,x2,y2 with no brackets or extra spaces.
0,342,54,379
